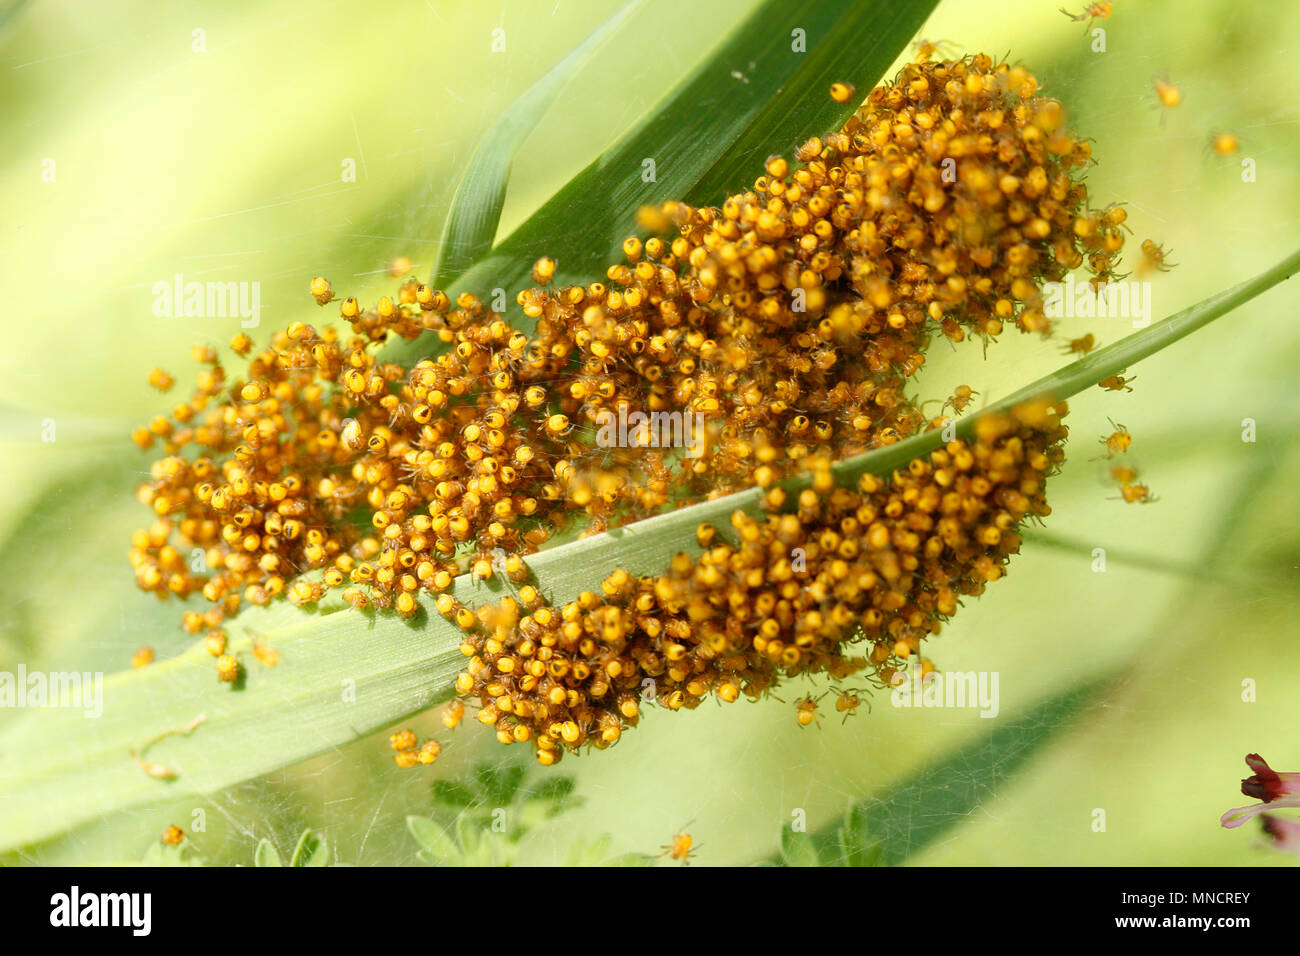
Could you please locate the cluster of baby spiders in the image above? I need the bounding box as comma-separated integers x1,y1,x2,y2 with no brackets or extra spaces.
447,399,1070,764
128,53,1120,742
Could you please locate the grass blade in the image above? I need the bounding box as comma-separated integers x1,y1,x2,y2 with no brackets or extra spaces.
798,671,1117,866
683,3,931,204
431,0,646,287
0,0,30,34
254,838,282,867
0,594,464,851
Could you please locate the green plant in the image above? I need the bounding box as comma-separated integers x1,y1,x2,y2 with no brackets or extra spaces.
406,761,646,866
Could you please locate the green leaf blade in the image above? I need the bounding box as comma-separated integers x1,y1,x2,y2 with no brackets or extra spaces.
779,822,821,867
291,828,329,867
685,3,930,204
254,838,283,867
431,0,646,287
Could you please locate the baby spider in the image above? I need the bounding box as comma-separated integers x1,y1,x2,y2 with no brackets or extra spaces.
1209,130,1240,157
1099,370,1135,392
943,384,979,414
251,640,279,668
1061,333,1098,357
794,693,825,728
833,688,871,723
1093,418,1132,459
1100,202,1130,232
911,38,960,61
1114,481,1158,504
542,413,573,438
1138,239,1177,274
1059,2,1112,31
829,81,856,104
657,827,699,865
215,652,241,683
1109,463,1139,485
1152,74,1182,110
442,699,465,730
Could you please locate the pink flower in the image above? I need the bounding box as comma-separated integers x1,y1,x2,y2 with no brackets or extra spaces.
1259,814,1300,858
1220,754,1300,829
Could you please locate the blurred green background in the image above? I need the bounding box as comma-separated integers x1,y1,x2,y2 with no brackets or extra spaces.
1,0,1298,865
